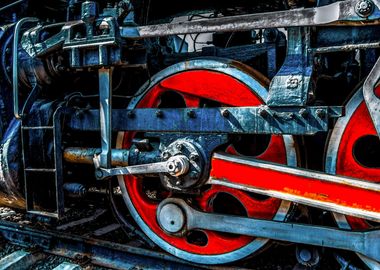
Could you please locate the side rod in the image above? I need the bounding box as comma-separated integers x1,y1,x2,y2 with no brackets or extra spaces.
208,153,380,222
160,199,380,263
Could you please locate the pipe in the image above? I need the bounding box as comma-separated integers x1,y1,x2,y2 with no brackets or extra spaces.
64,147,162,168
63,147,130,166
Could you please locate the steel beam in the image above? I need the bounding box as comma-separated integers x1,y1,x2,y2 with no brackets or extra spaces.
65,106,343,135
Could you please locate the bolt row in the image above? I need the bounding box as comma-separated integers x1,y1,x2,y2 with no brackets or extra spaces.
125,108,327,120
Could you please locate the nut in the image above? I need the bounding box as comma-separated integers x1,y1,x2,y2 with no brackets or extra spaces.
355,0,374,17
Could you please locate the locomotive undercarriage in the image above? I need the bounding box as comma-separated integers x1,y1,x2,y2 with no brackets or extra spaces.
1,0,380,268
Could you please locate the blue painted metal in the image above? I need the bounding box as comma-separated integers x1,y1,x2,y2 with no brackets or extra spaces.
267,27,312,106
98,68,113,169
63,106,342,135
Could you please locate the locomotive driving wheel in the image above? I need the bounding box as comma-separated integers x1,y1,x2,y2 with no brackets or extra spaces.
116,59,299,264
325,86,380,269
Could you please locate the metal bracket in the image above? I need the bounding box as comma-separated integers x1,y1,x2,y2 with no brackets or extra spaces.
363,56,380,137
267,27,312,106
13,17,39,119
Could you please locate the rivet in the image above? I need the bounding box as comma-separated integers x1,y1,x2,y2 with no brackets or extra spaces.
221,109,230,117
156,110,163,118
127,110,135,118
259,108,268,118
187,110,196,118
189,153,199,161
162,151,170,160
176,143,183,151
316,109,326,119
299,108,309,118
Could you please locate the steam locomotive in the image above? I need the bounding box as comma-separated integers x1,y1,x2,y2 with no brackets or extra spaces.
1,0,380,267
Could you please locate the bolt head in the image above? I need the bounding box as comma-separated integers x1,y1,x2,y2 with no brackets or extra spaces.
162,151,170,160
355,0,374,17
156,110,163,118
258,108,268,118
287,76,300,89
299,108,308,118
189,153,199,161
176,143,183,151
187,110,196,118
316,109,326,118
127,110,135,118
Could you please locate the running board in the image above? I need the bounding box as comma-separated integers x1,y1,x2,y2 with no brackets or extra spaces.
208,153,380,221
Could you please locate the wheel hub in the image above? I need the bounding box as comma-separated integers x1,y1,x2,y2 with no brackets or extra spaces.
160,139,206,190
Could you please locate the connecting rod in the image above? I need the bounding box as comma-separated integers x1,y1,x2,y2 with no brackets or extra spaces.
157,198,380,263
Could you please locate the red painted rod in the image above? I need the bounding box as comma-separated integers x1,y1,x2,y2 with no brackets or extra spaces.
209,153,380,221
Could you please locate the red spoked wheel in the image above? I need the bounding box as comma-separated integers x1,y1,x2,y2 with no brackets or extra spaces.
325,86,380,268
116,59,298,264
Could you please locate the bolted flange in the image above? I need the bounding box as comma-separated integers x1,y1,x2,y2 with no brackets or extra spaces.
159,140,205,190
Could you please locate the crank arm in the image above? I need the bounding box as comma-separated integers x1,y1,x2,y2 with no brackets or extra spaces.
208,153,380,221
157,198,380,262
94,155,189,179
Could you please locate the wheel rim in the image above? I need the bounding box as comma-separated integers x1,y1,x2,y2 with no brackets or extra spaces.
117,59,298,264
325,86,380,268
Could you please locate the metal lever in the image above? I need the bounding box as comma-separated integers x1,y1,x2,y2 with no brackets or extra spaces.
94,155,189,179
157,198,380,263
